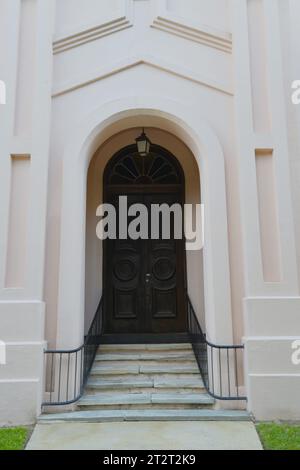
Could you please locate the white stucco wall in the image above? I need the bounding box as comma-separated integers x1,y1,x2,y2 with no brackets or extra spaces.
288,0,300,296
0,0,299,423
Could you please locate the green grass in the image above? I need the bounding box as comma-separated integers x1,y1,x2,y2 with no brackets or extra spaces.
0,427,29,450
257,423,300,450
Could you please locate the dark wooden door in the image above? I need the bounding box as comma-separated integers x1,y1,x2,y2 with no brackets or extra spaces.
104,192,187,336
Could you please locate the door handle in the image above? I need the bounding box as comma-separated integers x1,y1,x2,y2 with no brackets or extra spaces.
145,273,151,283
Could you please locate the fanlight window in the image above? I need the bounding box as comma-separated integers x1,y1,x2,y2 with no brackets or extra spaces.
107,145,182,185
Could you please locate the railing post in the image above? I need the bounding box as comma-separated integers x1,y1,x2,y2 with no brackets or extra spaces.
188,297,246,401
42,298,103,406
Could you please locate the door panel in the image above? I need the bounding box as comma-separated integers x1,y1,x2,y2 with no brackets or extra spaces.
103,191,187,335
145,194,187,333
105,194,145,334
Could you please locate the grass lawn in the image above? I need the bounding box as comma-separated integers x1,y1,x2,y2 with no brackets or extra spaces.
0,427,29,450
257,423,300,450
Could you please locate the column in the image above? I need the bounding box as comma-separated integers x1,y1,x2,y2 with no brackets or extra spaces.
232,0,300,420
0,0,55,425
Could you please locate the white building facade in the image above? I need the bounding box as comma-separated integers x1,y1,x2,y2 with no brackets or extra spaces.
0,0,300,425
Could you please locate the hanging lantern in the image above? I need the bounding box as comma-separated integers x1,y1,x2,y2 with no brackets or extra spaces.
135,128,151,157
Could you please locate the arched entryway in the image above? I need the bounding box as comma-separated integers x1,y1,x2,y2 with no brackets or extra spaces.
56,97,233,351
102,144,188,342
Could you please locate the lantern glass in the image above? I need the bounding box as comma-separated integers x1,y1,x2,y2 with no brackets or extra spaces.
136,130,151,156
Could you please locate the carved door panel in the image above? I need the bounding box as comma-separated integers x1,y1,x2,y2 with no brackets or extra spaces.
104,192,187,335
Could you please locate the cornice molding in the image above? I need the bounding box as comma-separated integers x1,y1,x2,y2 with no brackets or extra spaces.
53,1,232,56
52,55,233,98
53,0,133,55
53,17,133,55
151,1,232,54
151,16,232,54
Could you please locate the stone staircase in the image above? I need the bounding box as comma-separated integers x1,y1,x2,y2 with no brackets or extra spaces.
39,343,250,422
78,343,213,411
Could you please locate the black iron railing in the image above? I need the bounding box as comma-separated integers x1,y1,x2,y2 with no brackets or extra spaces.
187,298,246,401
43,297,245,405
42,298,103,406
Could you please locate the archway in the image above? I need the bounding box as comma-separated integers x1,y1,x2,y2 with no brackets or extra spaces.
102,143,187,342
56,97,233,350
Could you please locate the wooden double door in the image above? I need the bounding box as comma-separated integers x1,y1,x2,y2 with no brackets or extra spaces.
103,191,187,338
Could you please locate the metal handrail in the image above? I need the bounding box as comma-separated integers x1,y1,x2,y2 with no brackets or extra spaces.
42,298,103,406
187,297,247,401
43,296,246,405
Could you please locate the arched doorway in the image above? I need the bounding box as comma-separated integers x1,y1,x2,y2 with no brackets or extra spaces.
56,98,233,351
102,144,188,342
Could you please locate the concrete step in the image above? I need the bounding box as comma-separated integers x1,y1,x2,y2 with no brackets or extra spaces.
87,377,154,390
86,374,205,391
79,392,151,406
98,343,193,353
78,392,214,407
90,362,199,376
151,393,214,405
153,374,204,389
90,364,140,376
94,352,196,362
139,363,199,374
38,409,251,423
93,359,198,366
